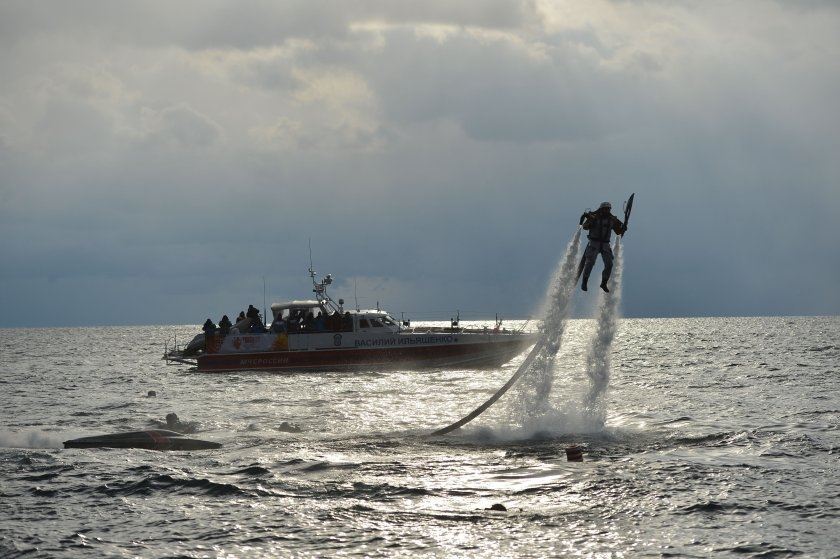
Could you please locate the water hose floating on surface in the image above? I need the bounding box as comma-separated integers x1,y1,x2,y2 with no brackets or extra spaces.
430,339,546,436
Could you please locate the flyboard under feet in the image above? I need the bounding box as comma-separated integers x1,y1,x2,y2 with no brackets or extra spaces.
431,193,634,436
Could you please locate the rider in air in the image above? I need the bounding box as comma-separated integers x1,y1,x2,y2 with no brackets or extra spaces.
578,202,626,292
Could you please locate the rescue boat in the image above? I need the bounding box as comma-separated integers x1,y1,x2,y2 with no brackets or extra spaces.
164,268,536,373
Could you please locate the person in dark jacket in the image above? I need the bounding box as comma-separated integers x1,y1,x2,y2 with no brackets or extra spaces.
202,318,218,352
578,201,626,292
218,315,232,336
246,304,264,329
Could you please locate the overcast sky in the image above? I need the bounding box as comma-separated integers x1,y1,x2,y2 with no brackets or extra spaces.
1,0,839,327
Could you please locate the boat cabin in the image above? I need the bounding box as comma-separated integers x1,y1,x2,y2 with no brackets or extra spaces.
352,310,401,333
270,300,324,321
270,300,401,334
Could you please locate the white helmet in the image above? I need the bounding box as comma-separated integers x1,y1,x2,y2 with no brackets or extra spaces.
598,201,611,210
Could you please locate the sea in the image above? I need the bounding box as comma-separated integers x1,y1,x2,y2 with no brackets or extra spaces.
1,316,838,558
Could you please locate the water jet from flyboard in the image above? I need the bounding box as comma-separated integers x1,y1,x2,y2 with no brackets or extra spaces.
431,227,582,435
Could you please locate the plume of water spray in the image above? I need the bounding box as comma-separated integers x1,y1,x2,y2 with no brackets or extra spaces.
540,228,583,345
433,229,584,439
584,238,623,425
512,228,582,420
485,233,625,440
533,229,582,396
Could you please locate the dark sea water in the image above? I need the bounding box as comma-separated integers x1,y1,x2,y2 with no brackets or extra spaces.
1,317,838,558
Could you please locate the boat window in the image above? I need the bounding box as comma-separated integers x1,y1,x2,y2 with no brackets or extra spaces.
370,319,384,328
359,318,370,329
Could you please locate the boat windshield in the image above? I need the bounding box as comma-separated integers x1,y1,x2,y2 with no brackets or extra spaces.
358,316,398,329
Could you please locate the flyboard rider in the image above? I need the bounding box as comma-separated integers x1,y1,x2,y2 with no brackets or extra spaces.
577,202,626,292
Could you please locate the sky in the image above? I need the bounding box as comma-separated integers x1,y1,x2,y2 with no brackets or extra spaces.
1,0,839,327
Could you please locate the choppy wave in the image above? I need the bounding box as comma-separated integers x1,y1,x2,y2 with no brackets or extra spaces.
97,474,258,498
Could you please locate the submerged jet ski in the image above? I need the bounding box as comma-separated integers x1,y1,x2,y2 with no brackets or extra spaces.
63,430,221,451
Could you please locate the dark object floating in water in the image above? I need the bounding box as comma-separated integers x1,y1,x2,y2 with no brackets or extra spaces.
486,503,507,511
147,390,156,397
63,430,221,451
278,421,302,433
565,446,583,462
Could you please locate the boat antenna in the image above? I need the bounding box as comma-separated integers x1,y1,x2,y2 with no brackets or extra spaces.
354,278,359,311
308,238,315,282
263,276,267,323
305,239,340,313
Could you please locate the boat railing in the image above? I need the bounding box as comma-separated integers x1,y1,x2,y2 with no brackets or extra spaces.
401,324,534,335
162,335,198,366
514,319,533,334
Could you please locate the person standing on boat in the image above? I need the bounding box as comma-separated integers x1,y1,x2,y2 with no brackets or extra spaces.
246,304,264,329
578,202,626,292
202,318,218,352
270,315,287,333
313,312,326,332
218,315,232,336
232,311,250,334
246,304,260,321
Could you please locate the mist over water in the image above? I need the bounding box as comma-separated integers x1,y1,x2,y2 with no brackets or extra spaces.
0,430,68,449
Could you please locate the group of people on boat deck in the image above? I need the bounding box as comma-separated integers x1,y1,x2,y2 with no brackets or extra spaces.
201,304,353,338
202,304,266,337
271,309,353,334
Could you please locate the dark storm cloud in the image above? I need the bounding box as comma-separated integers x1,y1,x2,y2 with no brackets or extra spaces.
0,0,838,326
